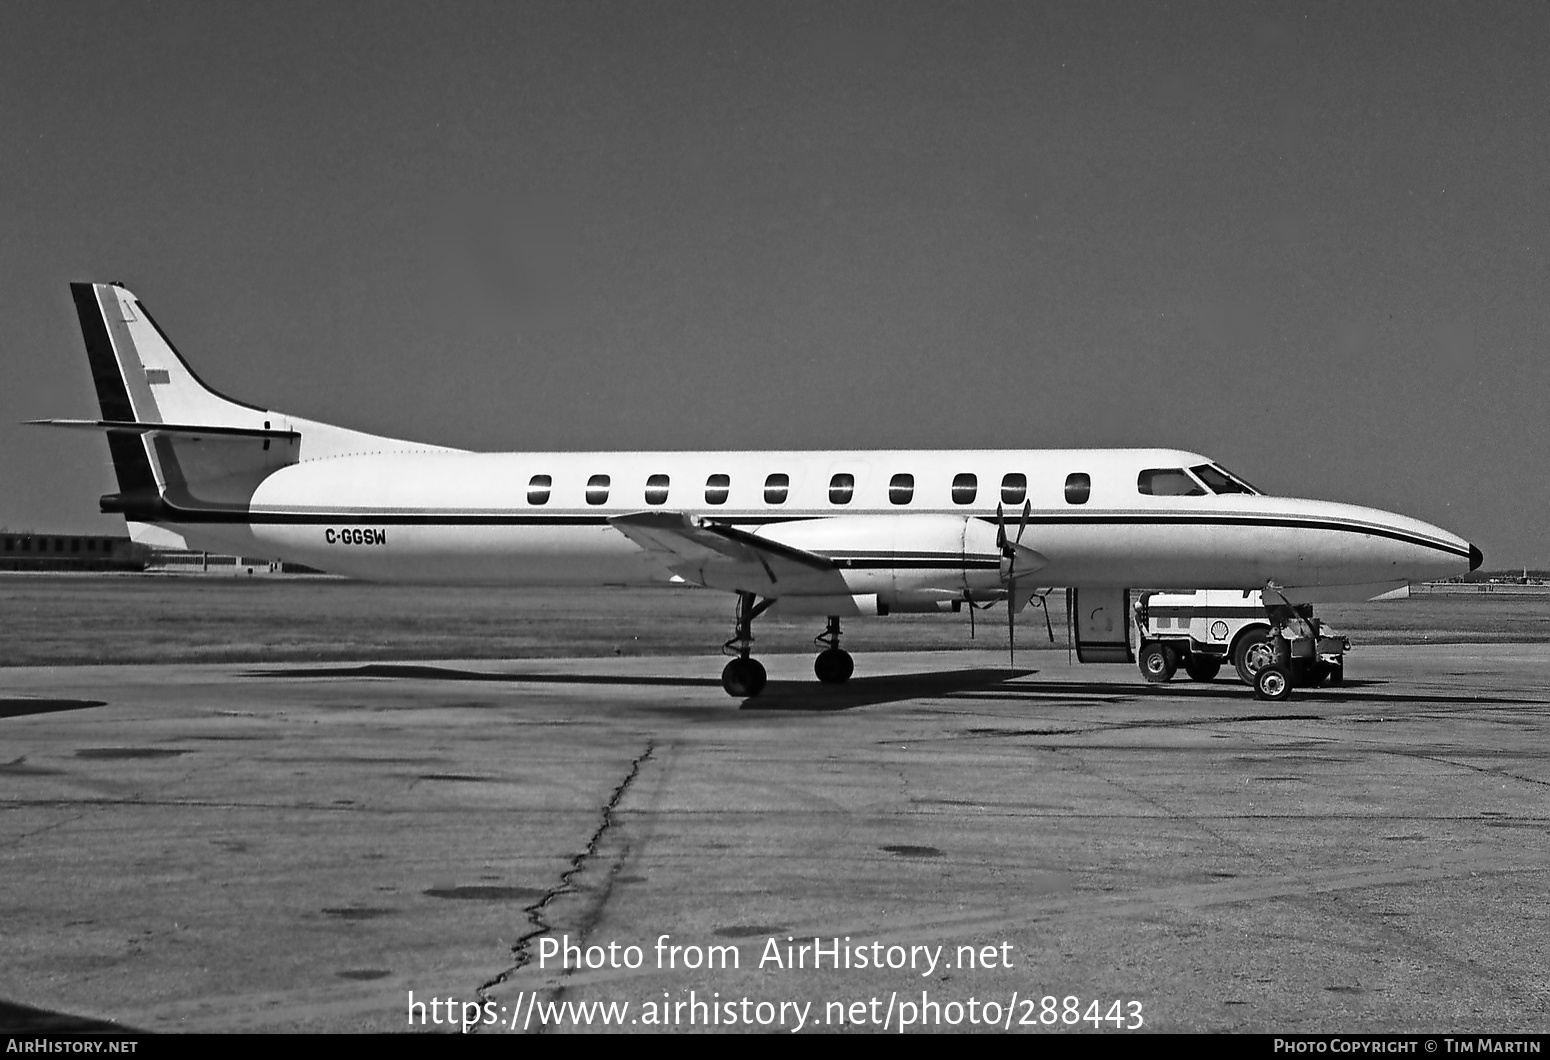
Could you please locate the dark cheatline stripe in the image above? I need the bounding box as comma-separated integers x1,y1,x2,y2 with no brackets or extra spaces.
136,500,1469,560
71,283,157,497
983,512,1470,558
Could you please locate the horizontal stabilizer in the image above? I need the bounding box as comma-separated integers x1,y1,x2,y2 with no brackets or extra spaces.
28,419,300,441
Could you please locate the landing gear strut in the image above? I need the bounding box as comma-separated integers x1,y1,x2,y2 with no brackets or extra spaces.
721,591,771,697
1253,586,1296,702
813,615,854,684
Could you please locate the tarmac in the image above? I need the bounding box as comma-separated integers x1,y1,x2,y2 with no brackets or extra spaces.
2,644,1547,1033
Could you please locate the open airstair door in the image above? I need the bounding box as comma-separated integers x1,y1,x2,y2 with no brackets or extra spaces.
1069,587,1134,663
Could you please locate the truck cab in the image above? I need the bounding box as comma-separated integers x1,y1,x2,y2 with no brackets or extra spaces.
1133,589,1349,687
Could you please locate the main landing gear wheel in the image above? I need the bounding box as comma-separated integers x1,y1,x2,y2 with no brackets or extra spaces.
1184,656,1222,682
1139,642,1176,683
812,615,852,684
722,657,767,697
814,649,854,684
721,591,773,698
1254,663,1293,701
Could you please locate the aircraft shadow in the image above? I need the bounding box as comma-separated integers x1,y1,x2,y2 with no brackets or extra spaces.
0,698,107,720
741,668,1031,712
239,666,1539,711
0,997,137,1033
242,662,1030,711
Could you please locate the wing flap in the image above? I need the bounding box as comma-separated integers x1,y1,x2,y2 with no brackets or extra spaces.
608,512,846,595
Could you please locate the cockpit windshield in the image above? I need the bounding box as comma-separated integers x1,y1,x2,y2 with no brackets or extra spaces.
1190,463,1261,496
1137,468,1207,496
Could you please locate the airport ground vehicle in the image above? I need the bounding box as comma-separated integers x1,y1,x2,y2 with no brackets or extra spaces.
1133,590,1349,689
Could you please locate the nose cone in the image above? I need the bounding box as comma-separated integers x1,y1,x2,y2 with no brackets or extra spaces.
1274,497,1477,584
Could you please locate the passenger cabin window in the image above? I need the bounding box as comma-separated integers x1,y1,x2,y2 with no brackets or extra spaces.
1190,463,1259,495
586,474,611,505
829,473,854,505
645,474,670,505
527,474,551,505
889,473,915,505
1137,468,1206,497
1064,473,1091,504
705,473,730,505
952,473,977,505
1001,473,1027,505
764,473,789,504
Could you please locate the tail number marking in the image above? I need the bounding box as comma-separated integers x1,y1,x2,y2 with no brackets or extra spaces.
326,528,386,545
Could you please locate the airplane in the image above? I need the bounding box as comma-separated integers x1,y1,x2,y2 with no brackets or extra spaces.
34,282,1482,700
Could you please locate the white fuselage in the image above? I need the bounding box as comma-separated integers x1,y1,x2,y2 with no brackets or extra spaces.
57,282,1478,622
157,446,1475,599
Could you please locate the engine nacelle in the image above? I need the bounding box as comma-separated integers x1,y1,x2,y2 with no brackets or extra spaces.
767,591,961,617
755,514,1042,600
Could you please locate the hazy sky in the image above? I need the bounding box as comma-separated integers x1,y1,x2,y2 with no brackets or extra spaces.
3,2,1546,564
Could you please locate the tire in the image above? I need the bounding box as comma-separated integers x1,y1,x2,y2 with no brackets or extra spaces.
814,649,854,684
721,658,768,697
1254,664,1293,701
1139,642,1176,683
1233,628,1275,686
1326,661,1344,686
1183,656,1222,682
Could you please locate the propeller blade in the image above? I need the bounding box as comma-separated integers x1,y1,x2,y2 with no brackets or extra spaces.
1007,588,1015,669
998,501,1036,586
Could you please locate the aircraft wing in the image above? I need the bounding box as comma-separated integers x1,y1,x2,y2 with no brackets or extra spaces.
608,512,848,596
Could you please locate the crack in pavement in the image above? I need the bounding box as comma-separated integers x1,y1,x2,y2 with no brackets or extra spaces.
475,740,655,1027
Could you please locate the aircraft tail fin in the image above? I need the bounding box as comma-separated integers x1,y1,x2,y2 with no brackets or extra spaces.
41,282,454,521
71,282,276,431
51,282,293,518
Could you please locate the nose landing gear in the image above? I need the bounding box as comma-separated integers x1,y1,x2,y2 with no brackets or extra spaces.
1253,585,1298,702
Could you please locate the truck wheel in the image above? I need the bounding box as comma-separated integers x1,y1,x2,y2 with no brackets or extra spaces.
1254,664,1293,701
1184,657,1221,682
1139,642,1175,683
1326,661,1344,686
1233,629,1274,686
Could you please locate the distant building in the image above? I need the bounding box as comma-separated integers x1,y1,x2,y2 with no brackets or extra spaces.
123,521,323,576
0,532,146,571
0,528,322,576
142,547,322,576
